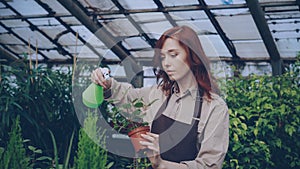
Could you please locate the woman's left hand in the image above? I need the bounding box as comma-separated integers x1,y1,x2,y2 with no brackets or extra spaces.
140,132,163,168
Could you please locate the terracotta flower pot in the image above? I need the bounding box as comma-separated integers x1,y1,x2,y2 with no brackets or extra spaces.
128,126,150,153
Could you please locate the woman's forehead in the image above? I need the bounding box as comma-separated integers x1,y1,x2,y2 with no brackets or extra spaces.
160,38,184,52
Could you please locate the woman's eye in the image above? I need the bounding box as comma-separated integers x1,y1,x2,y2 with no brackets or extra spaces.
170,53,177,57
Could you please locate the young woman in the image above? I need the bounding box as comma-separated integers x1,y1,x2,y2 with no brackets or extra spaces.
91,25,229,169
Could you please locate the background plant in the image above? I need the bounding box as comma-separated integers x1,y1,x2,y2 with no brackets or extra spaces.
0,115,31,169
105,97,157,134
0,59,80,165
222,57,300,169
73,110,113,169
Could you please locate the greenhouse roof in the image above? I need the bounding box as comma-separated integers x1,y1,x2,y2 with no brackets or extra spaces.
0,0,299,75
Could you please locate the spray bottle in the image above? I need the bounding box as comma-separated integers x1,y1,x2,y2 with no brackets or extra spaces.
82,68,110,108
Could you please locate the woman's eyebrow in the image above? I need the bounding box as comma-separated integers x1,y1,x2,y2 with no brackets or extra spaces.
162,49,177,53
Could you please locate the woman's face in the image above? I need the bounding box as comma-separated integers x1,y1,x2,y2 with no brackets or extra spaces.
160,38,191,81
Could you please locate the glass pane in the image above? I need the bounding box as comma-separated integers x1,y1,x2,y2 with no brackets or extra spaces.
13,27,55,49
139,21,173,36
259,0,294,3
1,19,29,28
0,33,23,44
0,26,7,33
103,49,121,60
58,32,81,46
205,0,245,5
29,18,60,26
118,0,157,9
40,0,71,15
276,39,300,58
268,18,300,39
234,41,269,58
70,25,93,44
39,25,67,40
131,50,154,59
60,17,82,25
7,0,47,15
103,18,139,37
6,45,28,55
41,50,70,60
216,14,261,40
77,45,102,59
109,64,126,77
199,35,231,57
160,0,199,6
131,12,166,23
78,0,117,10
177,20,217,34
0,8,15,16
122,37,151,50
170,11,208,20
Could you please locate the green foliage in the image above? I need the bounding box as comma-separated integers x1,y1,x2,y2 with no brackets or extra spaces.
223,60,300,169
48,129,75,169
73,110,113,169
105,97,157,134
26,141,53,169
0,60,80,164
127,157,152,169
0,116,31,169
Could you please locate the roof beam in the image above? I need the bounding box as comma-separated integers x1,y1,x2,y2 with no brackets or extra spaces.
0,22,49,61
0,47,17,63
35,0,105,62
2,1,73,60
198,0,240,60
90,1,298,16
246,0,283,76
153,0,177,27
58,0,142,80
111,0,156,47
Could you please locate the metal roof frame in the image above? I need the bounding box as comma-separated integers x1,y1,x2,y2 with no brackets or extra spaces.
0,0,299,76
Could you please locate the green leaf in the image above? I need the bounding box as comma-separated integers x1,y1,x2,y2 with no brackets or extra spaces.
134,101,144,108
28,145,36,151
253,128,258,137
36,156,52,161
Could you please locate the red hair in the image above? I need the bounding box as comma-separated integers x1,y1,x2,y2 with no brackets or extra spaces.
153,26,219,99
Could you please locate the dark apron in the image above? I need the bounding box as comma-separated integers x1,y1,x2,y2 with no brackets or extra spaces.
151,89,203,163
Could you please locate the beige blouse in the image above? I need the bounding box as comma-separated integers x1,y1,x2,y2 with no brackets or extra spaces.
105,78,229,169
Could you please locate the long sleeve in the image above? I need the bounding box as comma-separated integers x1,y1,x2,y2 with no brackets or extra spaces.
104,78,165,123
181,95,229,169
105,78,159,104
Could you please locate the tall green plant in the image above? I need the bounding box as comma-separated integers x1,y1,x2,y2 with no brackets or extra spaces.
0,115,31,169
49,129,75,169
0,59,80,163
74,110,113,169
223,58,300,169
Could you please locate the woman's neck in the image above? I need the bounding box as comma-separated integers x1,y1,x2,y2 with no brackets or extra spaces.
176,72,198,95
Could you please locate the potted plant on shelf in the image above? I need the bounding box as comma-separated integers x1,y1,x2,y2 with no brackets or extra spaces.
105,97,158,154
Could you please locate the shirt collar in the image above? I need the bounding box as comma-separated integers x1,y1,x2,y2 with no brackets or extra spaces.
183,86,199,101
171,84,199,100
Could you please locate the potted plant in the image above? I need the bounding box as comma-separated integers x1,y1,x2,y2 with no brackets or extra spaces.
105,98,157,154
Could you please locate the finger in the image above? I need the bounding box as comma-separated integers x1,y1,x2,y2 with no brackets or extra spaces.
139,141,153,146
146,132,159,138
140,141,159,152
95,68,109,88
141,134,155,142
91,71,101,84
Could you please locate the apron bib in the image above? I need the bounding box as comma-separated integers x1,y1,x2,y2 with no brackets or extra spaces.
151,89,203,163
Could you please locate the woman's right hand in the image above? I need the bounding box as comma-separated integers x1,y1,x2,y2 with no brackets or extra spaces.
91,67,112,90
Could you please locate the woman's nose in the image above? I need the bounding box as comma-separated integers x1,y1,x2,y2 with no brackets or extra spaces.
163,56,171,67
